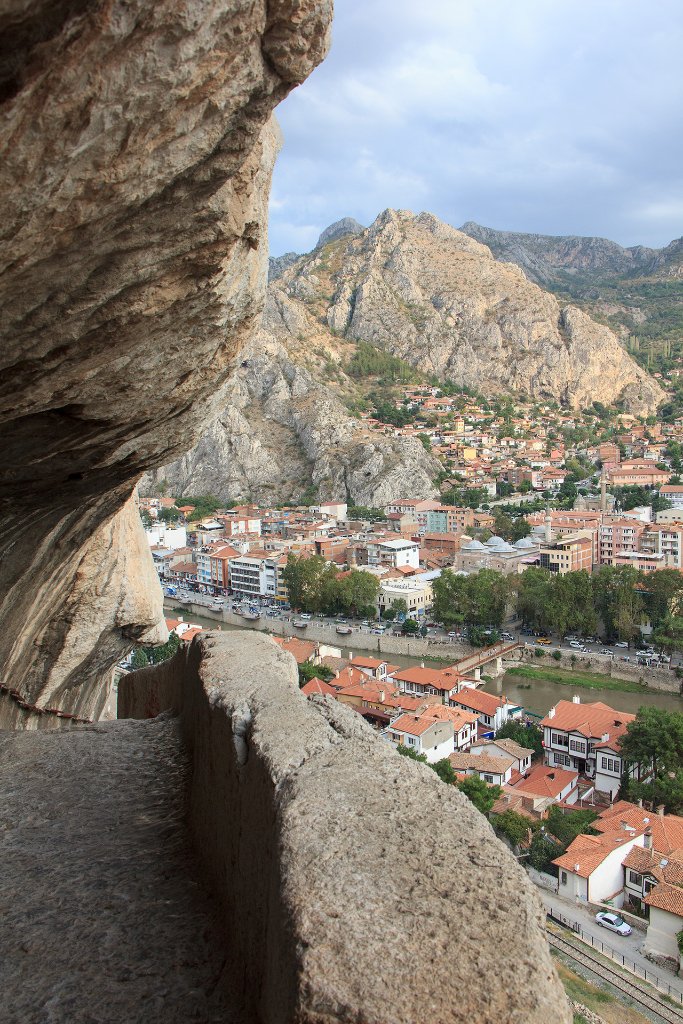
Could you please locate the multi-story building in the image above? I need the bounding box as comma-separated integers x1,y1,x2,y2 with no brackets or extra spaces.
606,462,670,487
640,523,683,569
598,518,647,566
377,576,433,619
660,485,683,509
538,533,593,574
366,538,420,570
424,506,475,534
539,697,648,799
229,549,280,600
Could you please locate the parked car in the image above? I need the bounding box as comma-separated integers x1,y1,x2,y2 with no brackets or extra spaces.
569,640,583,649
614,642,629,649
535,637,552,645
299,613,312,620
501,632,515,641
595,912,632,936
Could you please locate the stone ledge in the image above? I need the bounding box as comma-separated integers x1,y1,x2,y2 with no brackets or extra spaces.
119,630,571,1023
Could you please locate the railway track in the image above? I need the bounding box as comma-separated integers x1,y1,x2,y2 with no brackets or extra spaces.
548,930,683,1024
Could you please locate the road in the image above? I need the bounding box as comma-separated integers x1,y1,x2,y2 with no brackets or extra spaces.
537,887,683,999
164,585,677,666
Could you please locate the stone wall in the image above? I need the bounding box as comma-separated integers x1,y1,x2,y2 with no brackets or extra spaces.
512,647,682,695
169,600,475,660
118,630,571,1024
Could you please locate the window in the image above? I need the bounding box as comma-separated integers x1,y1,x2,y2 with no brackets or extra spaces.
644,878,657,895
551,732,569,747
483,774,494,784
554,752,570,766
560,871,567,885
569,739,586,754
628,871,642,886
600,756,619,773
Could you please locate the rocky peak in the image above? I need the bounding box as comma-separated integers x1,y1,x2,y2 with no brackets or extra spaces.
315,216,365,249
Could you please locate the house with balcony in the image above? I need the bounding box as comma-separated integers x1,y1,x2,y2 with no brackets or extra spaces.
228,549,279,600
539,698,647,799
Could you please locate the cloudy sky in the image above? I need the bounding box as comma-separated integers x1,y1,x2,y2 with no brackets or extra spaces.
269,0,683,256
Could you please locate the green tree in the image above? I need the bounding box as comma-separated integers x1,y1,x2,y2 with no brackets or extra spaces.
298,662,335,687
492,810,533,847
396,744,428,764
527,831,561,873
174,494,222,520
496,719,543,758
392,598,408,619
592,565,644,641
338,569,380,618
402,617,420,635
130,647,150,669
147,631,181,665
432,758,457,785
158,506,181,524
457,775,501,814
282,553,328,613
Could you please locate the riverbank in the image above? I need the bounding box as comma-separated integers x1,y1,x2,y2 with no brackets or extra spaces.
504,665,650,694
163,601,476,663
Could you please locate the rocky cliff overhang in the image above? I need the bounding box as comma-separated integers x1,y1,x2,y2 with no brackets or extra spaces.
0,0,332,724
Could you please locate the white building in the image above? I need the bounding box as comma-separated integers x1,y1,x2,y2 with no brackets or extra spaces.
368,538,420,570
378,576,433,619
539,698,645,800
145,524,188,550
385,713,454,763
448,751,514,786
229,550,279,600
554,831,646,906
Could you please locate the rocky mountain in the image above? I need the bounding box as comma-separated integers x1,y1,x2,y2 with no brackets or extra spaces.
145,329,441,506
459,223,683,378
276,209,662,411
315,216,365,249
149,208,663,507
460,221,683,286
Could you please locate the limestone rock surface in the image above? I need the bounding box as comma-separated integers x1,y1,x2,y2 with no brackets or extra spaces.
146,329,440,505
0,0,332,720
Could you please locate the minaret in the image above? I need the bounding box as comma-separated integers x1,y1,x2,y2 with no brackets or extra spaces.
600,465,607,514
544,506,552,544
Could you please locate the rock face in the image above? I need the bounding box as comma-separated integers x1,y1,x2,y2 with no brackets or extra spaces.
146,328,440,505
460,221,683,285
313,209,661,412
154,208,662,506
0,0,332,721
314,216,365,249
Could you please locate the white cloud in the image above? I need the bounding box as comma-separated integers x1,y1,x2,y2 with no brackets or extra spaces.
268,0,683,254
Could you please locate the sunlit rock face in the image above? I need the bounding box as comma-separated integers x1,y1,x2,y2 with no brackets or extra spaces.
0,0,332,724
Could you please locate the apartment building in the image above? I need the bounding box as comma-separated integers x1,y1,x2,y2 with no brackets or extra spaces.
598,518,647,566
538,533,593,574
229,549,280,600
661,485,683,509
366,538,420,570
424,505,475,534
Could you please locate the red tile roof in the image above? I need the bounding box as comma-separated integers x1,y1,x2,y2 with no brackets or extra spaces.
539,700,634,745
512,764,578,800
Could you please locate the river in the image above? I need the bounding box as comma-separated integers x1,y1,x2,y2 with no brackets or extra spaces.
165,605,683,717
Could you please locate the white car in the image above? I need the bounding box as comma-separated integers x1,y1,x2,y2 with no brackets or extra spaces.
614,642,629,649
595,911,632,936
569,640,583,649
299,613,313,620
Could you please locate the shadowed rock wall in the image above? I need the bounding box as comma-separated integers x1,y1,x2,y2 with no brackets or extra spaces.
119,630,572,1024
0,0,332,723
